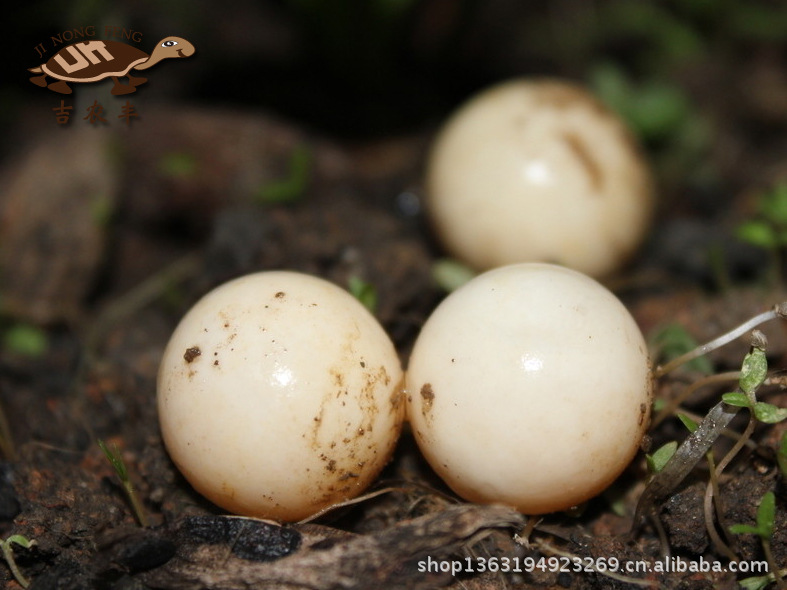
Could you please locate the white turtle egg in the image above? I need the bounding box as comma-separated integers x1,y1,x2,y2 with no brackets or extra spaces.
157,271,404,522
425,78,654,278
405,263,652,514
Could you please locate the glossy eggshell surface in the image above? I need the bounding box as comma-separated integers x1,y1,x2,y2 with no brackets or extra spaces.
406,263,652,514
426,79,653,278
157,271,404,521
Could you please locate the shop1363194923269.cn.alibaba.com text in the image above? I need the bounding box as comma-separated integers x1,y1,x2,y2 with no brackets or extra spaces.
416,554,770,577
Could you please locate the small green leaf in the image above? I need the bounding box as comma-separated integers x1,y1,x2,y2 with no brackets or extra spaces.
722,392,752,408
647,441,678,473
2,324,48,358
255,145,312,205
729,492,776,541
753,402,787,424
629,81,690,140
736,220,778,249
759,183,787,226
601,485,627,517
0,534,35,588
98,439,128,482
97,440,148,527
729,522,762,536
677,413,699,433
5,535,35,550
158,152,197,179
589,62,633,125
755,491,775,539
347,277,378,313
738,574,775,590
607,496,627,518
652,398,667,412
740,347,768,394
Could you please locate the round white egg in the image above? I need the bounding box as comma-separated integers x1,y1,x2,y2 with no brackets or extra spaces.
157,271,404,521
426,78,654,278
406,263,652,514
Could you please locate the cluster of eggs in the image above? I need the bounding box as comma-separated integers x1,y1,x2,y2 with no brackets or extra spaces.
158,79,655,521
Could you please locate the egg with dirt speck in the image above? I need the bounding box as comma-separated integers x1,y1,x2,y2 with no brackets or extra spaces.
406,263,652,514
157,271,405,521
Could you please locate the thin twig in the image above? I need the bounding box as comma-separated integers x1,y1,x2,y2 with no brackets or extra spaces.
512,515,542,547
652,514,670,561
98,440,149,527
762,539,786,590
654,306,784,378
703,452,739,563
297,487,406,524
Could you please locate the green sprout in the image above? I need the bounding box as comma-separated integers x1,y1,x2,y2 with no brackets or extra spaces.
675,410,735,561
98,439,148,527
646,412,704,476
1,324,48,358
158,151,198,180
729,491,775,544
677,413,699,433
736,182,787,286
635,324,787,566
1,535,36,588
730,491,785,590
255,145,312,205
700,335,783,561
589,61,711,185
722,392,787,424
590,61,693,144
347,276,378,313
646,441,677,474
721,345,787,423
739,573,785,590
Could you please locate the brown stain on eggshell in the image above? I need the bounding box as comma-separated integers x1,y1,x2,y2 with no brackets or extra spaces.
389,377,404,414
420,383,435,423
301,355,402,513
562,132,602,193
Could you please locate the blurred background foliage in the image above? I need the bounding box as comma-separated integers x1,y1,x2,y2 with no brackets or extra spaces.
5,1,786,127
6,0,787,195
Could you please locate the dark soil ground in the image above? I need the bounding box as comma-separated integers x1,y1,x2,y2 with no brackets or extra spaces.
2,2,787,588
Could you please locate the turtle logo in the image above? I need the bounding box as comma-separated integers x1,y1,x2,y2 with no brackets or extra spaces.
28,36,195,95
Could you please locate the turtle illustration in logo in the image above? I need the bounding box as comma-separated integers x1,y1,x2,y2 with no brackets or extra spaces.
28,36,195,95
